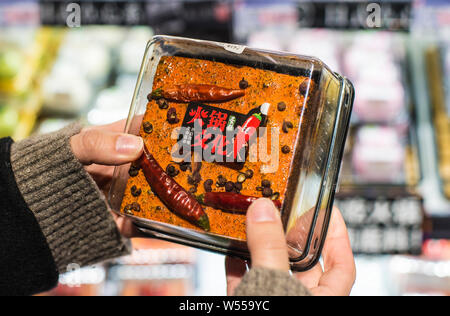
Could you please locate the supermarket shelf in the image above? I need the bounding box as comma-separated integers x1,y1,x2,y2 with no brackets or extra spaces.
408,37,450,216
11,87,43,140
336,188,424,255
7,27,65,140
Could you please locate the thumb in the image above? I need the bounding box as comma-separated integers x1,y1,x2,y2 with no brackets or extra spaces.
246,198,290,272
71,128,144,166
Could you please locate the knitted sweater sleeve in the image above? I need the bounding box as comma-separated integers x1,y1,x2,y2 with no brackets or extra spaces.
9,124,130,276
234,268,312,296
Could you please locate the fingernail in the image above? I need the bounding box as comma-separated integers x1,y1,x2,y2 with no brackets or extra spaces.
116,135,143,155
248,199,278,223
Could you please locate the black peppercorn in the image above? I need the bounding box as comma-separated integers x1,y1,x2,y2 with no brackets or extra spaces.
299,79,310,96
167,108,179,124
166,164,175,173
261,179,271,188
204,179,213,192
188,172,202,185
239,78,249,89
244,169,254,179
234,182,243,192
131,185,142,197
131,202,141,212
128,165,140,177
282,121,293,134
143,122,153,134
216,175,227,187
225,181,235,192
157,98,169,109
124,204,134,215
277,102,287,112
179,162,191,172
262,187,273,198
282,146,291,154
166,164,179,177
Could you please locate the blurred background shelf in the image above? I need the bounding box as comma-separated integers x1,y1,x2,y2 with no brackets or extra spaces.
1,0,450,296
0,27,64,140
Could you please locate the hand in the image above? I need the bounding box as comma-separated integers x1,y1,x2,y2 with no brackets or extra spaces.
226,199,356,296
70,120,144,238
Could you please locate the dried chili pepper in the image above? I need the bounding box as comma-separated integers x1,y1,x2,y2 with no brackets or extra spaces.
138,144,210,231
150,84,246,103
196,192,282,213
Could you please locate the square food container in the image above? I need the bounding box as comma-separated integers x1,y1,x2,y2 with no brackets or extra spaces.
109,36,354,271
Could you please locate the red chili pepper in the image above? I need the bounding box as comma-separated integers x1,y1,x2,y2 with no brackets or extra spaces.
138,144,210,231
196,192,282,213
150,84,246,103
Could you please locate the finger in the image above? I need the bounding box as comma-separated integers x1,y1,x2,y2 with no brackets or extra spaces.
85,164,115,193
86,115,145,134
294,261,323,290
85,164,115,178
312,208,356,296
112,212,145,239
246,198,290,272
84,119,127,134
71,128,143,166
225,256,247,296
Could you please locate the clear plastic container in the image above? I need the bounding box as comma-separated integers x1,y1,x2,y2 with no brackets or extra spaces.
109,36,354,271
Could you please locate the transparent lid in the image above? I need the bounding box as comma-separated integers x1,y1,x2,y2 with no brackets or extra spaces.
109,36,354,271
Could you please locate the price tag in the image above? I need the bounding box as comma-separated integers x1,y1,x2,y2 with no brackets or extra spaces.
221,43,246,54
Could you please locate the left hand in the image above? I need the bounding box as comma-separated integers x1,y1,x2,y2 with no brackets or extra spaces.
70,120,144,238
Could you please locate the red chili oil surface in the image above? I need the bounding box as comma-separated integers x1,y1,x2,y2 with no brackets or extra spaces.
121,56,314,241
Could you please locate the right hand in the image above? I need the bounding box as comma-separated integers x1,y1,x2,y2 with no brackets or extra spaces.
226,199,356,296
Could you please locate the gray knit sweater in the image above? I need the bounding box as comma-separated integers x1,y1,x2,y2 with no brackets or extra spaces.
9,124,310,296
